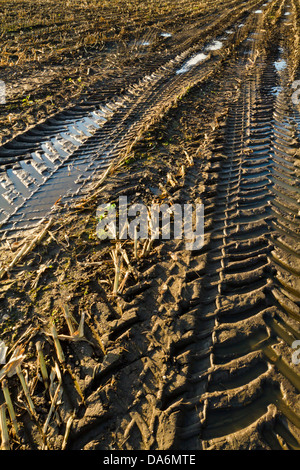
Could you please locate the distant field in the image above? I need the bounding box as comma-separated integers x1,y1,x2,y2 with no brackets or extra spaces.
0,0,208,143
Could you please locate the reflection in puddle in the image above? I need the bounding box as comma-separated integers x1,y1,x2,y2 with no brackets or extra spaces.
271,86,282,96
6,169,32,197
176,38,224,74
130,40,150,48
274,59,287,71
206,40,223,51
0,104,112,225
176,52,208,74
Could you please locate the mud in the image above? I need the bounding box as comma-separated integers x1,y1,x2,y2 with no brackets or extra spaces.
0,0,299,451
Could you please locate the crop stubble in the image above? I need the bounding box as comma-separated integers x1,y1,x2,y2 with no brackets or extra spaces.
0,0,299,451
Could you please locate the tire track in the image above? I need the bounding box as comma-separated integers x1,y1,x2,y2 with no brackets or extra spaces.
67,1,300,450
193,5,300,450
0,0,270,240
0,0,299,452
66,2,295,451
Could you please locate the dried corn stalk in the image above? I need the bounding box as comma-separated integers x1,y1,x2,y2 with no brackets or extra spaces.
0,404,9,450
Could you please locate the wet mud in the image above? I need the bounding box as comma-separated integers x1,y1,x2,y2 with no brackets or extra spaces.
0,0,299,451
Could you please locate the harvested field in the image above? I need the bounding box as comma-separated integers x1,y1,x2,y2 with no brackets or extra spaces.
0,0,299,452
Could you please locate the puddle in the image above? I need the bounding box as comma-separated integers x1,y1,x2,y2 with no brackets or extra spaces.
284,12,291,16
6,168,32,197
160,32,172,38
274,59,287,72
176,52,208,74
0,104,113,224
255,9,263,13
206,40,223,51
131,40,150,47
19,160,44,184
271,86,282,96
0,185,12,212
175,37,223,75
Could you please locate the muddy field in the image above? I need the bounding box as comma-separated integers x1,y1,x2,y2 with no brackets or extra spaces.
0,0,299,451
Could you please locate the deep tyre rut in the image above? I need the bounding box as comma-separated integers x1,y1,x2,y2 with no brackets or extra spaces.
0,0,299,452
0,0,269,239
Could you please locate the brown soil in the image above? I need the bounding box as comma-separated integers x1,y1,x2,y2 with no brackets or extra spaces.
0,0,214,145
0,0,299,452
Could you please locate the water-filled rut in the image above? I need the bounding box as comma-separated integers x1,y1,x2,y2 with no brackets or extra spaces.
0,0,299,451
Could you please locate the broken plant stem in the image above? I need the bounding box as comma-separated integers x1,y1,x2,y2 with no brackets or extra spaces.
36,342,49,389
43,382,62,435
16,365,36,419
179,164,186,177
141,238,154,258
184,149,194,166
120,246,138,279
51,324,65,363
0,218,54,281
134,225,138,259
43,363,63,438
2,379,19,438
61,303,75,336
0,404,9,450
65,365,85,405
118,270,130,293
78,311,85,338
167,172,177,187
61,412,75,450
111,246,122,295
